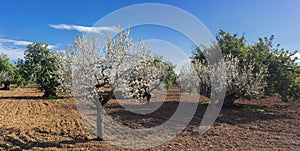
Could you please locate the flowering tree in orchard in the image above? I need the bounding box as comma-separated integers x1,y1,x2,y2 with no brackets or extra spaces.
177,46,268,107
0,71,11,90
57,28,172,139
58,29,169,103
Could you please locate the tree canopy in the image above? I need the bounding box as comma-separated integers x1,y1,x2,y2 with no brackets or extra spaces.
190,30,300,105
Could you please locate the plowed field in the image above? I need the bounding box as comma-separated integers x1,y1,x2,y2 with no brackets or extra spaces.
0,86,299,150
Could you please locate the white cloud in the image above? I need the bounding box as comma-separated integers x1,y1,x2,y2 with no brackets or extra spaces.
0,38,31,46
0,38,59,60
49,24,118,34
0,44,24,60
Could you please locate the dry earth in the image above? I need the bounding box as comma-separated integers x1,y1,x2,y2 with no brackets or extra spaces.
0,85,299,150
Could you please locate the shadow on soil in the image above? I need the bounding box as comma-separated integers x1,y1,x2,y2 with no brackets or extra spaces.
0,96,70,100
104,101,292,128
0,100,292,150
0,96,45,100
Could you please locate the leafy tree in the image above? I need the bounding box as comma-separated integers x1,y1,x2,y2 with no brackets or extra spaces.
0,53,16,90
193,30,300,104
19,43,60,98
15,59,32,87
251,37,299,101
163,61,176,90
0,53,14,73
0,71,11,90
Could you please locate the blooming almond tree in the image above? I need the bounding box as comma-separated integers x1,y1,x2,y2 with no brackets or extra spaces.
0,71,11,90
178,52,267,107
57,28,168,139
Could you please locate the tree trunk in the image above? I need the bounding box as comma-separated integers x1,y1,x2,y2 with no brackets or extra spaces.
96,102,103,141
43,89,57,98
223,93,237,107
3,81,10,90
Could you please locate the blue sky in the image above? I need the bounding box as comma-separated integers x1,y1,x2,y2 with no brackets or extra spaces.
0,0,299,63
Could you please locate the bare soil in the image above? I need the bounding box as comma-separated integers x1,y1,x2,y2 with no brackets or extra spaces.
0,85,299,150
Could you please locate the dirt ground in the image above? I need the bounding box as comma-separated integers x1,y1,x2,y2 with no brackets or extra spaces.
0,85,299,150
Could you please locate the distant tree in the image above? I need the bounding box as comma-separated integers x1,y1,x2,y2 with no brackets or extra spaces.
0,71,11,90
163,61,176,90
0,53,16,90
19,43,60,98
15,58,32,87
0,53,14,73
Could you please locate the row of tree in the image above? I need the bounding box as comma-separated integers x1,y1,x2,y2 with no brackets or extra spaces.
0,29,299,107
0,28,176,103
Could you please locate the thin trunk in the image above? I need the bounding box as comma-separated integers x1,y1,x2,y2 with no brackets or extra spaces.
96,102,103,141
223,93,237,107
43,89,57,98
3,81,10,90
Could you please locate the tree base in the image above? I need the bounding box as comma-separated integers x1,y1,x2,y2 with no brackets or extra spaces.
1,86,10,90
94,137,103,141
222,93,237,107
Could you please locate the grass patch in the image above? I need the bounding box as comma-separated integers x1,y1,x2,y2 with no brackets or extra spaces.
199,101,210,105
46,95,61,100
242,105,265,113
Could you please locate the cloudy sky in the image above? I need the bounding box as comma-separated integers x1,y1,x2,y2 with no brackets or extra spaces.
0,0,299,63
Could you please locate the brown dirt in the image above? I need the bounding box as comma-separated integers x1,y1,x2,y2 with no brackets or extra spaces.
0,85,299,150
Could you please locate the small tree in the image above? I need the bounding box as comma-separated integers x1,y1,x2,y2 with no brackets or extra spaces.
163,61,176,90
0,53,15,73
0,71,11,90
19,43,60,98
0,53,16,90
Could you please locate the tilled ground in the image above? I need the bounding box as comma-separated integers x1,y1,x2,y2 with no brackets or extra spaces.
0,86,299,150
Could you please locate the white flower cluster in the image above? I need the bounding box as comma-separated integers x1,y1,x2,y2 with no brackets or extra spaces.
178,54,267,100
0,71,11,83
57,28,166,104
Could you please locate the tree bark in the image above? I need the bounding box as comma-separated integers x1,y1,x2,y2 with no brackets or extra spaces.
96,102,103,141
223,93,237,107
43,90,57,98
3,81,10,90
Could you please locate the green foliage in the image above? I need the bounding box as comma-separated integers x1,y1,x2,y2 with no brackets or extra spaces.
215,30,300,102
200,101,210,105
18,43,60,98
0,53,16,89
163,61,176,90
192,30,299,105
15,59,32,86
241,105,265,113
0,53,15,77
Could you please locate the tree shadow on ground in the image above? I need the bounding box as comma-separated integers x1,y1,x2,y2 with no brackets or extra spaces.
104,100,292,128
0,101,293,150
0,96,71,100
0,96,45,100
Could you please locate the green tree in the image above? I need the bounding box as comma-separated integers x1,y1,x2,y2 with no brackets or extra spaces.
251,37,299,101
0,53,16,90
0,53,15,75
163,61,176,90
19,43,60,98
195,30,300,103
